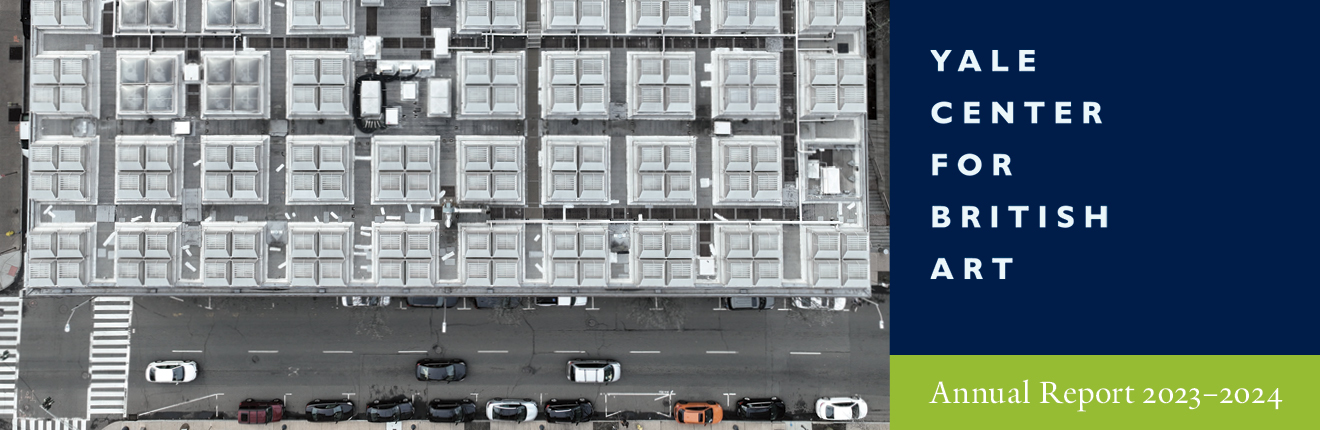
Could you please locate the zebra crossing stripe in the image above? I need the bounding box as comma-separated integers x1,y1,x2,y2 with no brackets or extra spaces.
17,418,88,430
86,297,132,417
0,297,22,418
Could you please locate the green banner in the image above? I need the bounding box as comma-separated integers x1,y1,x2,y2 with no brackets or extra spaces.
892,356,1319,429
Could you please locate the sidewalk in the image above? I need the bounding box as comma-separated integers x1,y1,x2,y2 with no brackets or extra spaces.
0,0,26,290
103,419,887,430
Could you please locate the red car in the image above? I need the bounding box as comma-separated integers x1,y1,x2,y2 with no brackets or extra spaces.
238,399,284,424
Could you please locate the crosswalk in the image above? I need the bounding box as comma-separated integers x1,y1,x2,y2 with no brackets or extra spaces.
86,297,133,417
15,418,87,430
0,297,21,417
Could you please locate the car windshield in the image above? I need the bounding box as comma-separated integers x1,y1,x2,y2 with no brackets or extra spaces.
172,367,183,380
603,366,614,381
851,404,861,417
824,406,834,419
433,406,457,417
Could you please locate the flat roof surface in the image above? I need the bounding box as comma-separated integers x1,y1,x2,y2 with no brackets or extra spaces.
23,0,875,296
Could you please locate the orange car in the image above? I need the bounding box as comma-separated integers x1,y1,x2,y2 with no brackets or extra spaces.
674,401,723,425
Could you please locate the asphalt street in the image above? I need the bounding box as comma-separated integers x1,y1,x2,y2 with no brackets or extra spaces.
16,296,889,423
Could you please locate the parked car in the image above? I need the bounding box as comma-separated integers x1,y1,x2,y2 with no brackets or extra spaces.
723,297,775,310
674,401,723,424
486,398,538,422
367,397,414,422
407,297,461,308
342,296,390,307
567,359,621,383
427,398,478,423
793,297,849,311
305,399,354,422
535,297,588,306
544,398,594,424
145,360,197,383
416,358,467,382
474,297,522,309
815,397,867,421
735,397,785,421
238,399,284,424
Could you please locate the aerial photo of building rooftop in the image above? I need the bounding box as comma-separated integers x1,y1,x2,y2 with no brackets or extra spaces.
20,0,881,298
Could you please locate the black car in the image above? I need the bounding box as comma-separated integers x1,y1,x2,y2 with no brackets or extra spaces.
407,297,461,308
474,297,522,309
428,398,478,423
306,399,354,422
416,359,467,382
735,397,785,421
366,398,414,422
544,398,594,424
723,297,775,310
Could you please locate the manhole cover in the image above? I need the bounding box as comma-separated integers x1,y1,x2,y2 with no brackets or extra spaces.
251,355,260,363
586,318,598,327
521,366,536,375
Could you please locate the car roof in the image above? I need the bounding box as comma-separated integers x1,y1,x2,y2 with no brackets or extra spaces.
573,366,607,382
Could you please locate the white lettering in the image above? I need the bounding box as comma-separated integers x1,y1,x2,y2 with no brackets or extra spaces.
931,50,952,71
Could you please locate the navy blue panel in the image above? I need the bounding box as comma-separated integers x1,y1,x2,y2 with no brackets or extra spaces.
893,1,1320,354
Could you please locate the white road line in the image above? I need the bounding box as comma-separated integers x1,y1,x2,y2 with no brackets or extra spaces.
477,350,508,354
706,351,738,354
171,350,203,353
397,350,428,354
629,351,661,354
553,350,586,354
248,350,278,354
790,352,822,355
323,351,354,354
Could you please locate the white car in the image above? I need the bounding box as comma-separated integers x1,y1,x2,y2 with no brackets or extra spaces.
815,396,867,421
794,297,849,311
341,296,390,307
145,360,197,383
567,359,621,383
486,398,538,422
536,297,588,306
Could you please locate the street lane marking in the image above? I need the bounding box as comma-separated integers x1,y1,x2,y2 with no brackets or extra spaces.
323,350,354,354
630,351,661,354
398,350,428,354
554,350,585,354
706,351,738,354
477,350,508,354
171,350,202,353
790,352,822,355
248,350,278,354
